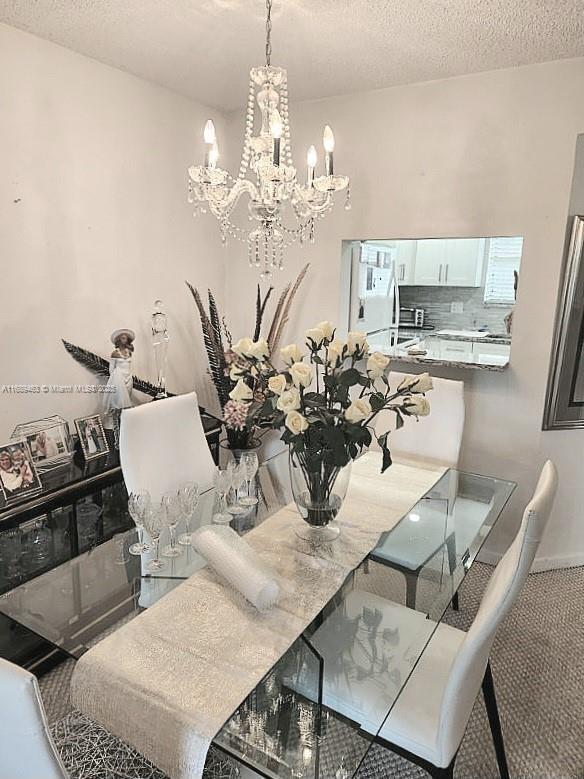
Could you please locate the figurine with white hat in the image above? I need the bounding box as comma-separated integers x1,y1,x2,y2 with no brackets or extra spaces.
103,328,135,419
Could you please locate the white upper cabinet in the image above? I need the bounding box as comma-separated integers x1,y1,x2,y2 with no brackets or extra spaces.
410,238,485,287
395,240,416,284
443,238,486,286
412,239,447,285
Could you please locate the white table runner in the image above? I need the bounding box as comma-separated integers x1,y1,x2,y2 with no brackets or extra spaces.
70,453,444,779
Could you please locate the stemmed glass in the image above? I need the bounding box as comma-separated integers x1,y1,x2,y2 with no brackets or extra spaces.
212,468,232,524
177,482,200,546
128,490,151,555
239,452,259,507
161,492,183,558
227,461,247,515
142,505,165,572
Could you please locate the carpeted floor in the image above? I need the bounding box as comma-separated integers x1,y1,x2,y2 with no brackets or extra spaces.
39,563,584,779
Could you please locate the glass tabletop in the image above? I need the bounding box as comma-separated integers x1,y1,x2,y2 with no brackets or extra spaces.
213,467,515,779
0,450,295,657
0,451,514,779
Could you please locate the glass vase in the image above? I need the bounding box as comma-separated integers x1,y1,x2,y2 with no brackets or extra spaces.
289,450,351,543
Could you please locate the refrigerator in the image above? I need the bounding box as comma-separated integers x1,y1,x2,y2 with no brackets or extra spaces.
349,242,401,353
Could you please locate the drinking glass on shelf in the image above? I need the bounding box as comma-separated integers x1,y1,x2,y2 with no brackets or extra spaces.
239,452,259,507
161,492,183,558
227,461,247,515
142,505,165,572
177,481,199,546
1,528,22,584
212,468,232,524
127,490,151,556
30,518,51,566
113,532,130,566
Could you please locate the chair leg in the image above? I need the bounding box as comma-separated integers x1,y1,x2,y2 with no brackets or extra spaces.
445,534,460,611
429,763,454,779
482,661,510,779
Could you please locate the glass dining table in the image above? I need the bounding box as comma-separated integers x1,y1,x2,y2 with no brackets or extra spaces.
0,449,514,779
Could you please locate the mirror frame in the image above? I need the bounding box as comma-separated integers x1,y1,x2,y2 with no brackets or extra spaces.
543,214,584,430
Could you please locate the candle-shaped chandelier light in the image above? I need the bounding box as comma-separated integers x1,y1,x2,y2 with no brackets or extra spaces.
187,0,350,278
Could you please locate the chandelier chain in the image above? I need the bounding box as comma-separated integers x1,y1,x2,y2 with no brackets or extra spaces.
265,0,273,66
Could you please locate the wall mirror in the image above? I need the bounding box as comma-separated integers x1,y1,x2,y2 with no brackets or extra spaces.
544,216,584,429
344,235,523,369
543,133,584,430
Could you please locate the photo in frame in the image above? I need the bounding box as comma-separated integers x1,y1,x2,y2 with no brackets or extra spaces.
11,415,73,472
75,414,110,460
0,440,43,504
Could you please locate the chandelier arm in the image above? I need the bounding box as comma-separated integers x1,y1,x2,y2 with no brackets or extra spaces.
205,178,260,218
292,185,334,215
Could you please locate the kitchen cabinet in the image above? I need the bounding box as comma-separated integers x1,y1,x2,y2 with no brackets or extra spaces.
439,339,473,361
412,238,486,287
395,241,416,285
442,238,486,286
412,240,447,285
472,341,510,365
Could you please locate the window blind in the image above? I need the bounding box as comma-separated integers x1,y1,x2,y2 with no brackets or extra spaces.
483,237,523,305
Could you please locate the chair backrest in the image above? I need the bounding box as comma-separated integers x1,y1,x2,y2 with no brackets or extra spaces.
435,460,558,766
120,392,216,503
376,372,465,467
0,657,68,779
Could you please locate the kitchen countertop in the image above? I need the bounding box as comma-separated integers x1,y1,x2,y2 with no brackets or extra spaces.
389,352,508,371
398,329,511,345
369,334,510,371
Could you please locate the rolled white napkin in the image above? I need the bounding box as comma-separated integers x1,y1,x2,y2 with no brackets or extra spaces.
191,525,280,611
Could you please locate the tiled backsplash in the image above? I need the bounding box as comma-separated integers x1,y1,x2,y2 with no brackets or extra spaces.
400,285,513,334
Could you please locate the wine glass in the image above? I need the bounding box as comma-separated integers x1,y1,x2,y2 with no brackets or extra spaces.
177,482,200,546
142,504,165,572
212,467,232,524
227,461,247,515
239,452,259,507
127,490,151,555
161,492,183,558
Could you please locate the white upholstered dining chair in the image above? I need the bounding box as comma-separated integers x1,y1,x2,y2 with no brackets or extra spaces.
0,656,68,779
378,371,465,467
372,372,465,609
120,391,216,501
373,459,558,779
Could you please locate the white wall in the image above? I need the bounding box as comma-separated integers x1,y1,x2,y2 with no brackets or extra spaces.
2,23,582,570
224,58,584,569
0,23,225,436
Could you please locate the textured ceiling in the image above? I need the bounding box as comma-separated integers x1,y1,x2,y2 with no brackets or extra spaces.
2,0,584,111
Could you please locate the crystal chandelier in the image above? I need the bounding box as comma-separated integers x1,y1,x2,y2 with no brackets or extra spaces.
187,0,350,279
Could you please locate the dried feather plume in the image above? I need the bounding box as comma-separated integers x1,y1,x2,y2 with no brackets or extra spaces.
267,263,310,354
254,284,274,341
185,282,230,408
61,340,164,398
187,264,309,411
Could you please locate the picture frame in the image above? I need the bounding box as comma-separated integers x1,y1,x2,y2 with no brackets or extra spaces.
74,414,110,461
11,415,74,472
543,214,584,430
0,440,43,505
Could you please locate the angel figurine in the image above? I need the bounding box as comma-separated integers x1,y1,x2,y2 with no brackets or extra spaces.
103,328,135,444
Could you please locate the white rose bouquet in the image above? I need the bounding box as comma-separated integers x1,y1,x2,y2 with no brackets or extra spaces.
232,321,433,528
